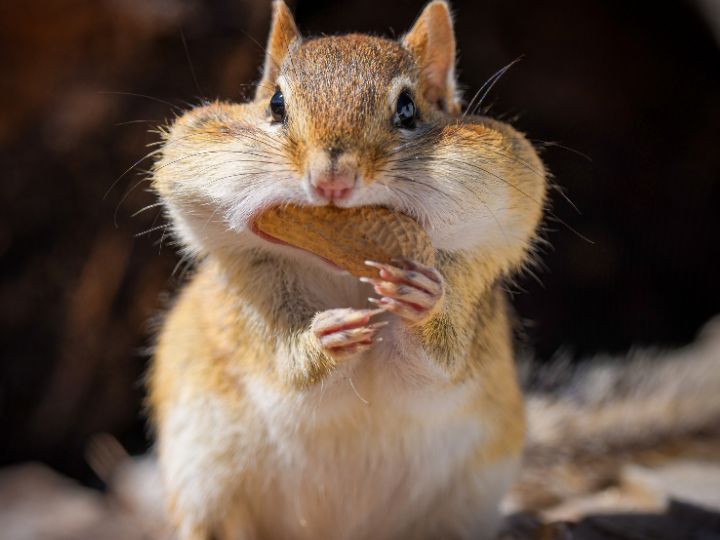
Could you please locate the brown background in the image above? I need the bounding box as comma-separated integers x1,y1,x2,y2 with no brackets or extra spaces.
1,0,718,485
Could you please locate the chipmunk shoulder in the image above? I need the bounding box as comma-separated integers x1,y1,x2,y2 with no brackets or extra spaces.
149,1,547,539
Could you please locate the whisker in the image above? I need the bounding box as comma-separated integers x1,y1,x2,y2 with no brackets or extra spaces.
114,176,152,226
158,223,168,253
150,150,286,176
544,214,594,244
114,119,157,127
172,253,196,281
463,56,523,119
135,223,169,237
466,143,582,215
131,201,164,218
201,168,295,185
98,91,186,112
531,139,593,163
105,149,162,201
439,157,591,242
549,182,581,215
180,28,204,97
152,128,286,157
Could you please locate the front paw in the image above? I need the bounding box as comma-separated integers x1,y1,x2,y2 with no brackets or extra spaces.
311,307,387,360
362,258,445,326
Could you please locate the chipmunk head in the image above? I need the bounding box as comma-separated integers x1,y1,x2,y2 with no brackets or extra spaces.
255,0,459,205
155,0,545,266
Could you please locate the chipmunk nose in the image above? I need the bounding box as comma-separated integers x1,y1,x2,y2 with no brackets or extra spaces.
308,147,358,202
311,172,356,201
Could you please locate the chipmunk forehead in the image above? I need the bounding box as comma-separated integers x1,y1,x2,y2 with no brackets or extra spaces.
281,34,418,92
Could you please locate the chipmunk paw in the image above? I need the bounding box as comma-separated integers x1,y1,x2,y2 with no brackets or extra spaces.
311,307,387,360
363,257,444,325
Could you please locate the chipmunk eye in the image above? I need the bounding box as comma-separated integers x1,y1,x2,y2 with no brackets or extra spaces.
393,90,417,129
269,90,286,123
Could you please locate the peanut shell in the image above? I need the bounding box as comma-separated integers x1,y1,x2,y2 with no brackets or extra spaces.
255,205,434,278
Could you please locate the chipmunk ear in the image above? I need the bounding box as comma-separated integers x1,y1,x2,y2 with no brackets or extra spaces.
257,0,301,100
402,1,459,113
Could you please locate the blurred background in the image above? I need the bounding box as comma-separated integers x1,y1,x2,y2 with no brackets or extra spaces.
0,0,718,490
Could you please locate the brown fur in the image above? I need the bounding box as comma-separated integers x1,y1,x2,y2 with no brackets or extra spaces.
149,1,547,538
509,318,720,513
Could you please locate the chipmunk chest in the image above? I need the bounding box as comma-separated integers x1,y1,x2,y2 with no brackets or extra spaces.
246,376,486,539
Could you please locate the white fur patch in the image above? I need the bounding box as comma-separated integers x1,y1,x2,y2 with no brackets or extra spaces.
160,329,520,539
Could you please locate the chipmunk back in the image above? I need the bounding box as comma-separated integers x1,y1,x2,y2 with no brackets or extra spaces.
149,2,546,538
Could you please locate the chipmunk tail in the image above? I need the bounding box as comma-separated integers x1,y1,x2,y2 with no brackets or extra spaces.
510,316,720,513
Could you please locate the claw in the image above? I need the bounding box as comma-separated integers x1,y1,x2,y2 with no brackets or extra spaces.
311,307,388,359
312,307,386,337
364,258,445,325
364,260,442,295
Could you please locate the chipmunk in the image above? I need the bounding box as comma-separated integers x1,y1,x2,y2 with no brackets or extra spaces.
148,1,547,539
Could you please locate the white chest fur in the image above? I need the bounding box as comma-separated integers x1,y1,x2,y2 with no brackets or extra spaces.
161,335,517,540
238,342,514,540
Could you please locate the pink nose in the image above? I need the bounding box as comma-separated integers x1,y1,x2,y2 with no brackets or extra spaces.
312,173,356,201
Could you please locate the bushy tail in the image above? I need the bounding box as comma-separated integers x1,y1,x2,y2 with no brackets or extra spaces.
510,316,720,513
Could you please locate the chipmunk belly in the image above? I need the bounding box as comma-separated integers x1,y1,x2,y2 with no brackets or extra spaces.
237,343,522,540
